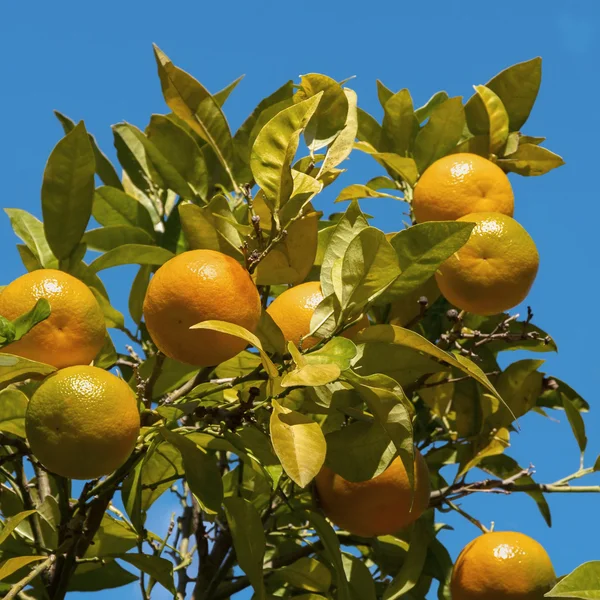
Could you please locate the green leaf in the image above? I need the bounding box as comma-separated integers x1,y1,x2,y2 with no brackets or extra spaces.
93,186,155,235
458,428,510,477
68,560,138,592
0,389,29,437
281,364,341,388
376,80,394,108
465,57,542,133
478,454,551,527
88,244,174,273
308,511,350,600
413,97,465,172
340,227,400,316
191,320,277,377
159,428,223,514
233,80,294,182
342,553,377,600
415,91,450,123
344,372,414,487
12,299,51,342
179,196,244,260
497,144,565,176
113,122,195,198
42,121,96,260
214,75,244,106
270,400,326,488
382,221,474,303
89,288,125,330
305,337,357,371
250,95,321,212
473,85,509,154
129,265,152,325
82,225,154,251
563,393,587,457
146,114,209,199
223,497,266,600
0,510,38,545
318,88,358,175
326,421,396,482
356,325,505,406
370,153,419,187
321,200,369,299
357,108,383,150
0,354,56,388
114,553,175,594
382,89,419,156
0,555,46,582
84,514,138,558
546,560,600,598
383,520,431,600
4,209,56,268
334,184,401,203
490,359,544,427
277,557,332,593
54,110,123,189
153,45,237,191
296,74,349,152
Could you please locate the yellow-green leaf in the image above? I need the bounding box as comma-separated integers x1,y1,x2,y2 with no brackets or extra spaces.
0,354,56,388
269,400,326,487
497,144,565,176
0,555,47,582
0,389,29,437
473,85,509,154
190,320,277,377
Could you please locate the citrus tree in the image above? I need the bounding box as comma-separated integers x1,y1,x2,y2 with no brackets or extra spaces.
0,48,598,599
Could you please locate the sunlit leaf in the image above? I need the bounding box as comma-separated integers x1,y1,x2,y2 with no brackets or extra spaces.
4,209,56,268
382,89,419,156
0,555,46,582
473,85,509,154
497,144,565,176
0,354,55,388
270,400,326,487
546,560,600,598
88,244,174,273
113,553,175,594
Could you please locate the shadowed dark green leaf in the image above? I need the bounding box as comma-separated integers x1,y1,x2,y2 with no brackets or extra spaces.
383,520,431,600
83,225,154,251
159,428,223,514
224,497,266,600
146,114,209,199
0,389,28,437
479,454,551,526
497,144,565,176
308,511,350,600
88,244,174,273
93,186,155,235
113,553,175,594
382,221,474,303
342,552,377,600
413,97,465,172
54,110,123,189
326,420,396,482
563,393,587,457
276,557,332,593
42,121,95,260
68,560,138,592
129,265,152,325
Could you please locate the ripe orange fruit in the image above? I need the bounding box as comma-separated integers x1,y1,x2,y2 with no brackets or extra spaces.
435,212,539,316
266,281,369,349
413,153,514,223
143,250,261,367
25,366,140,480
0,269,105,368
315,452,430,537
451,531,556,599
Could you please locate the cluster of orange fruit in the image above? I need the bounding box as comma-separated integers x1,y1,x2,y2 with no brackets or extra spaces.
0,152,552,598
413,152,540,316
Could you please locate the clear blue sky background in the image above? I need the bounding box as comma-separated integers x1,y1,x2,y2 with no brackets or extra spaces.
1,1,599,598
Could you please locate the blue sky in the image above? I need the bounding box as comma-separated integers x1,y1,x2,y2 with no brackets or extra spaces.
1,1,599,598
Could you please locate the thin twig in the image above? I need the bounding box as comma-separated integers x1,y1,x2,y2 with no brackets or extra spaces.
4,554,56,600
